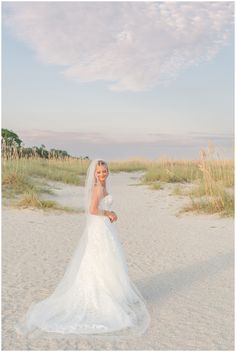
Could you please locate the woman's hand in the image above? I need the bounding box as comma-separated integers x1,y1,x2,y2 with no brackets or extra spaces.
108,211,118,223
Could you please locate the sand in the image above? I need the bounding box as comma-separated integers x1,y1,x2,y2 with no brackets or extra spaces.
2,171,234,350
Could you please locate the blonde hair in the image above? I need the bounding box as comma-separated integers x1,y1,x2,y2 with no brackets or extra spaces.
96,159,108,170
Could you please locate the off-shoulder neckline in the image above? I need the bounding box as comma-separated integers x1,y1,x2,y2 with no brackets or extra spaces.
102,194,111,200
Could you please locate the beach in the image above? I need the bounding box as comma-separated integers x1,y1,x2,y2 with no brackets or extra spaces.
2,171,234,350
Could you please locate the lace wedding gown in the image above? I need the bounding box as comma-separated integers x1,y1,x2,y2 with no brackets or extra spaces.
15,193,150,339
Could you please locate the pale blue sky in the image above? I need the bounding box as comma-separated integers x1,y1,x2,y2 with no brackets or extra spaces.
2,1,234,160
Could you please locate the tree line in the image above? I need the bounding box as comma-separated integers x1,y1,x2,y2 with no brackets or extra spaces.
1,128,89,160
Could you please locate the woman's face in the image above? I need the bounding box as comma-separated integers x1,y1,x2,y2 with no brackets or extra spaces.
95,165,109,183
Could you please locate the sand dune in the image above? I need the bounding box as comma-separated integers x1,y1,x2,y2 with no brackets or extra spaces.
2,171,234,350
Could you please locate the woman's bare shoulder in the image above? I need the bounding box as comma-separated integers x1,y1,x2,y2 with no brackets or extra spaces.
92,184,104,194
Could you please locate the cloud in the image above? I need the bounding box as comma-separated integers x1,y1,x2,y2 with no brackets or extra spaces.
15,129,233,160
2,1,234,91
17,129,234,147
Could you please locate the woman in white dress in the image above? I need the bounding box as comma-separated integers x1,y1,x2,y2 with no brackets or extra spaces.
15,158,150,340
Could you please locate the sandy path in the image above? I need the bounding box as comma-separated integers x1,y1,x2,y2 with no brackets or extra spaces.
2,171,234,350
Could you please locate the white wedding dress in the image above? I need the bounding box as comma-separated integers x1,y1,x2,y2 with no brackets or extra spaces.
15,193,150,339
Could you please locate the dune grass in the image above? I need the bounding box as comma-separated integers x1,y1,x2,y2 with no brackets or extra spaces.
2,144,234,216
2,156,88,211
108,158,149,172
14,189,80,213
151,147,234,217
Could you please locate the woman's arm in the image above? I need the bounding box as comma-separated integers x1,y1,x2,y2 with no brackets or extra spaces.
89,186,112,218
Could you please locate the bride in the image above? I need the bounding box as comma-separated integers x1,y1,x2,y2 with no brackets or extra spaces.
15,158,150,339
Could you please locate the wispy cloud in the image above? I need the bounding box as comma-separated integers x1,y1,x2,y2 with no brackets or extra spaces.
17,129,233,146
14,129,233,160
3,2,234,92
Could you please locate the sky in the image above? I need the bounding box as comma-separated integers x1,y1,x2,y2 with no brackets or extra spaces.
2,1,234,161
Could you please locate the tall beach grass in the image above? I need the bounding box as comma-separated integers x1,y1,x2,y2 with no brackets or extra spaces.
2,143,234,216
